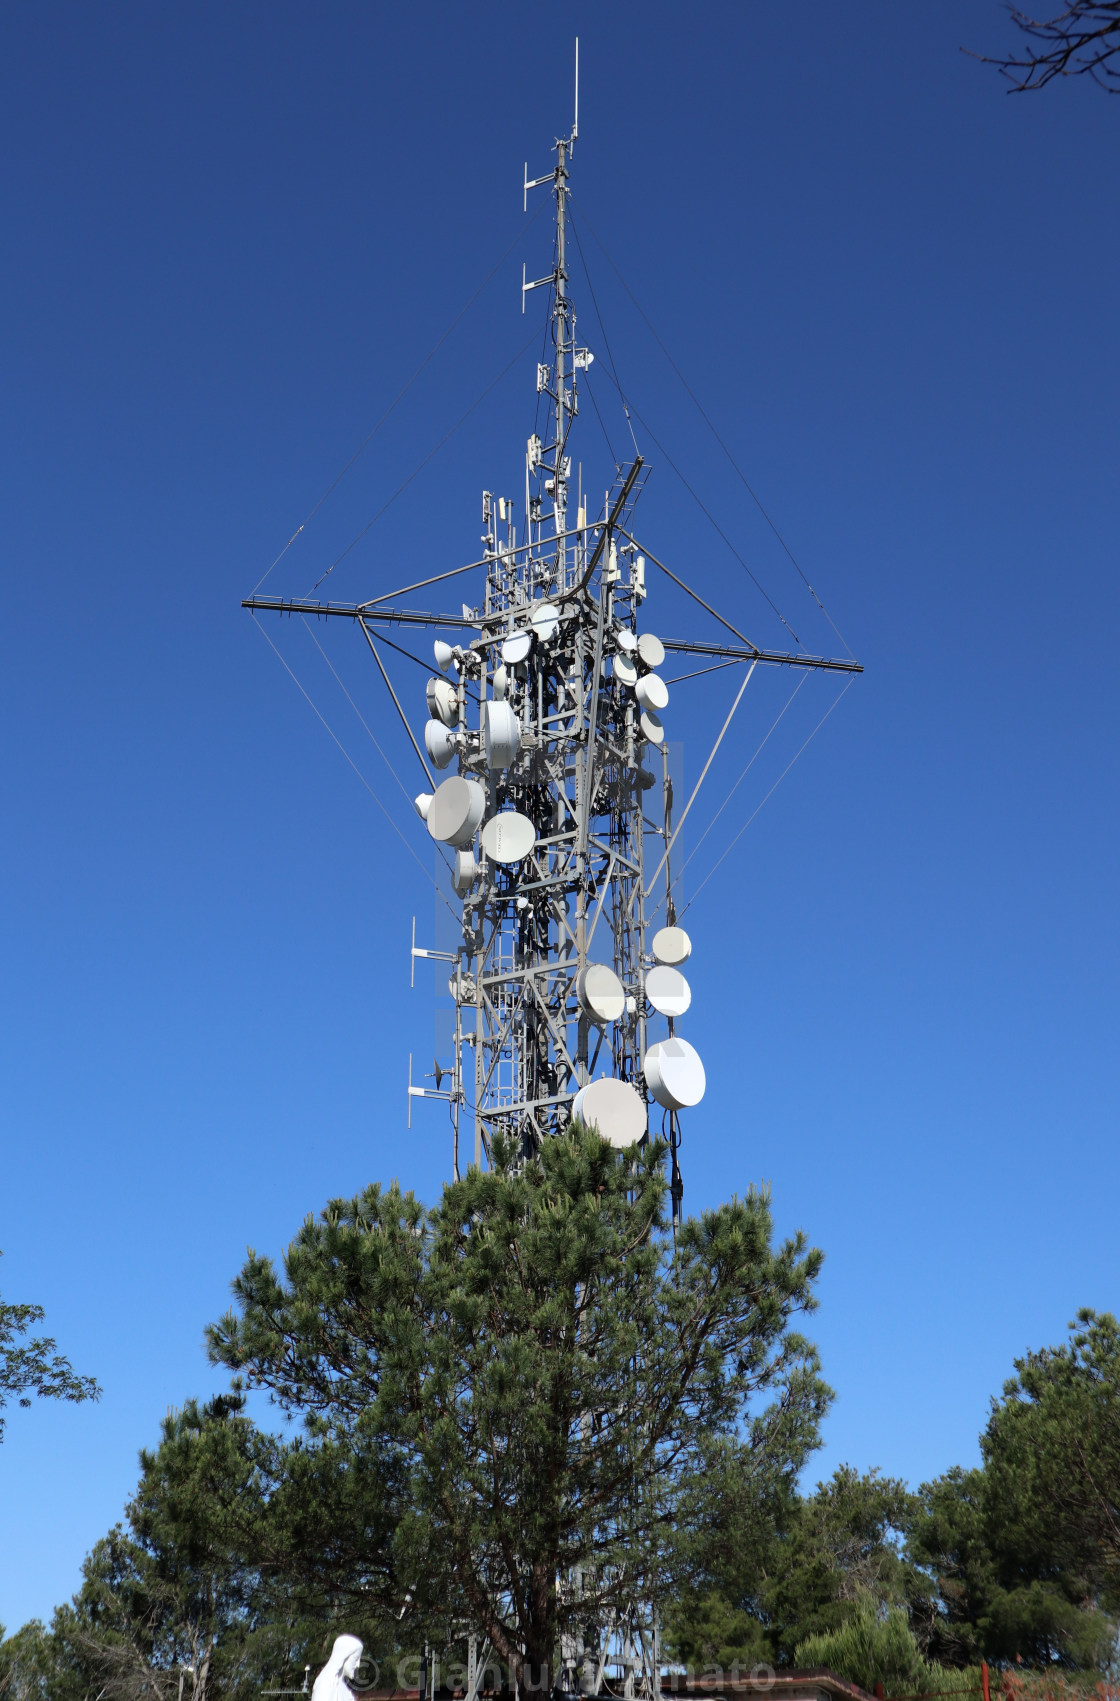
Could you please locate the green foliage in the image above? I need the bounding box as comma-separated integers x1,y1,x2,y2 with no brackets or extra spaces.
208,1127,827,1680
8,1160,1117,1693
909,1314,1120,1671
0,1255,100,1441
667,1465,920,1670
795,1590,969,1697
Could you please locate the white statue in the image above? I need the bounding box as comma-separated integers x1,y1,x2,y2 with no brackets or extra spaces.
312,1636,364,1701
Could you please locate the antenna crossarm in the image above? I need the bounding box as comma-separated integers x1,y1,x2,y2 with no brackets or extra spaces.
663,639,862,674
242,596,478,630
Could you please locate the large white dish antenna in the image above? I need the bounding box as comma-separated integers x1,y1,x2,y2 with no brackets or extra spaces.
480,811,536,864
427,776,485,848
484,700,521,770
652,925,691,965
616,629,638,653
530,601,560,643
572,1077,647,1148
611,653,638,688
635,672,668,712
645,964,692,1017
637,632,666,669
452,849,477,898
640,709,664,745
424,719,456,769
643,1037,706,1110
426,676,459,727
577,962,626,1024
502,631,532,665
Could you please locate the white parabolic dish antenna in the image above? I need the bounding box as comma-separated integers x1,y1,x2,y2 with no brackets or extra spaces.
652,925,691,965
502,631,532,665
426,676,459,727
427,776,486,848
577,962,626,1024
644,1036,706,1110
572,1077,647,1148
635,672,669,712
452,850,477,897
612,652,638,688
424,719,456,768
484,699,521,769
645,964,692,1017
640,709,664,745
637,632,665,669
530,601,560,643
480,810,536,864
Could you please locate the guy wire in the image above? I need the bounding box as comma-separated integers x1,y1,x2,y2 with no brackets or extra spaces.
679,677,854,918
309,326,542,593
253,199,547,596
573,197,853,657
252,616,457,918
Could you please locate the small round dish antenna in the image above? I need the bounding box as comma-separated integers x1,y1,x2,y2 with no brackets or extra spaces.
433,640,457,674
572,1077,647,1148
426,676,459,727
635,673,669,712
611,653,638,688
530,602,560,643
414,792,433,821
427,775,486,847
616,629,638,653
652,925,691,965
424,719,456,769
640,709,664,745
502,631,532,665
637,632,665,669
484,700,521,769
576,962,626,1024
452,849,477,897
645,964,692,1017
492,664,509,701
480,811,536,864
643,1037,706,1110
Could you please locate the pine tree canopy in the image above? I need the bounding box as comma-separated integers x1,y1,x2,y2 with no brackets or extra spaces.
206,1126,827,1683
0,1252,101,1442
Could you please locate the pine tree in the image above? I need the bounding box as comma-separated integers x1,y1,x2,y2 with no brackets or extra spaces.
207,1127,828,1686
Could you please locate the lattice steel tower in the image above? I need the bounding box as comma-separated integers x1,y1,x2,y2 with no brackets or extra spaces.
246,84,861,1210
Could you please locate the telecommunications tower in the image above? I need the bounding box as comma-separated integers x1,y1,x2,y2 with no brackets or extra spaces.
245,78,861,1220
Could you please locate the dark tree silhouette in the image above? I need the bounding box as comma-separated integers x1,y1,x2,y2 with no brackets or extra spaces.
973,2,1120,91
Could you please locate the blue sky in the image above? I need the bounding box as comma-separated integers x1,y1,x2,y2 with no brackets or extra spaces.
2,0,1117,1631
